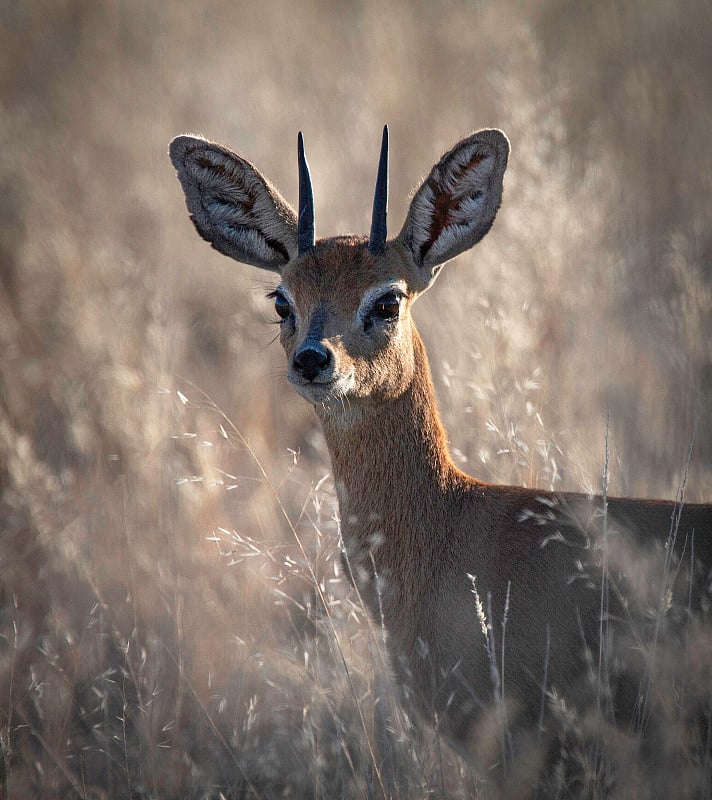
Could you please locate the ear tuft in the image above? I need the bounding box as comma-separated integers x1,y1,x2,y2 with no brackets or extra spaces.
169,135,299,272
398,129,509,289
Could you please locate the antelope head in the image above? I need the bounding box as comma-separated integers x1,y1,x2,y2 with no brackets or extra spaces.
169,127,509,412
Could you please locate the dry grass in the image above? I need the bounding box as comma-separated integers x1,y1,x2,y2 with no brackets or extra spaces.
1,1,711,797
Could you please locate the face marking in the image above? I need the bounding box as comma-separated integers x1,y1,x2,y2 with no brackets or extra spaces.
301,303,328,345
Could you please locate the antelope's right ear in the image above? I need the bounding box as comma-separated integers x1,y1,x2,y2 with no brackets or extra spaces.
169,135,299,272
397,129,509,290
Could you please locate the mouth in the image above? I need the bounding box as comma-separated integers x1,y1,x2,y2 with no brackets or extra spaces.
288,374,354,405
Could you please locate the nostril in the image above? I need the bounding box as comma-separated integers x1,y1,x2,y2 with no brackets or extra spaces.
293,346,330,381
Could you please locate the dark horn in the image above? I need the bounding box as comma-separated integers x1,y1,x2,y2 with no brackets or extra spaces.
368,125,389,255
297,131,315,255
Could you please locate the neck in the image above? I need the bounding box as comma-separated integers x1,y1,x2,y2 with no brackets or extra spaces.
317,328,459,573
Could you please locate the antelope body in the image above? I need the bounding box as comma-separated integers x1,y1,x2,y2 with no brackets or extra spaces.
169,128,712,778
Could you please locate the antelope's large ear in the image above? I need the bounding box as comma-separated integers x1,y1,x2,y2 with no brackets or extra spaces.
397,129,509,290
169,135,299,272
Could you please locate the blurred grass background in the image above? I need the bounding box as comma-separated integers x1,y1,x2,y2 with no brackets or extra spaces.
1,1,711,797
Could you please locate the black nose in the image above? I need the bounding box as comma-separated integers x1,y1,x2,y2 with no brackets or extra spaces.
293,345,331,381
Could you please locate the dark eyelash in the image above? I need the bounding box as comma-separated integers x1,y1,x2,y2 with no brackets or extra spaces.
266,289,279,299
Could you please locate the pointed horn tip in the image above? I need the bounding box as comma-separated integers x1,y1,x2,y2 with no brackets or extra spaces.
379,126,389,162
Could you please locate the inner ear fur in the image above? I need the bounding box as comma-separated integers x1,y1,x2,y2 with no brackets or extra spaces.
169,135,299,272
397,129,509,289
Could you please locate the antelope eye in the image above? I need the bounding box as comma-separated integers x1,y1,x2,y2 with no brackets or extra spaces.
274,292,291,320
372,292,400,321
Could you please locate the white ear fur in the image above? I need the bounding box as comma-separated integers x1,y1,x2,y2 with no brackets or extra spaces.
169,135,299,272
397,129,509,289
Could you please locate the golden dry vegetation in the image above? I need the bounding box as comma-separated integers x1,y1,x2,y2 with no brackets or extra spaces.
1,1,711,797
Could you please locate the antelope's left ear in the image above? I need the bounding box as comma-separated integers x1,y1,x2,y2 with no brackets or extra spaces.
397,129,509,290
169,135,299,272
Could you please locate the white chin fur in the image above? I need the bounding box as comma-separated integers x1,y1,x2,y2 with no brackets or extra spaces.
289,374,355,405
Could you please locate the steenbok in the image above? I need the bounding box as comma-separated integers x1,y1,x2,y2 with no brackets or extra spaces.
170,127,712,788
